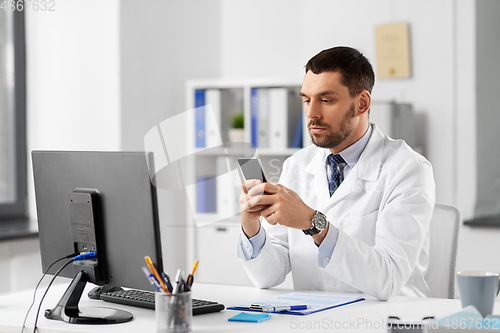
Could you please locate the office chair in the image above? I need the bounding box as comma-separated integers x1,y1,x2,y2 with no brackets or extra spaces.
425,203,461,299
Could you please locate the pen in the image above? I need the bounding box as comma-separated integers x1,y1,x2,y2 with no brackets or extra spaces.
173,269,184,294
145,256,168,293
161,271,173,293
169,269,186,328
252,304,309,312
141,266,162,293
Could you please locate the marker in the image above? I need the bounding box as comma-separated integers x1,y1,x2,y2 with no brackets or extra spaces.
145,256,168,293
142,266,162,292
161,271,173,293
253,304,308,312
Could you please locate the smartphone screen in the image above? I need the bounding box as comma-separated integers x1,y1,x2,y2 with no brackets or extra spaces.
237,158,268,183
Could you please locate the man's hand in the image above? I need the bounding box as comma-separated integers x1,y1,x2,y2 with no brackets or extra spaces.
247,183,316,229
239,179,268,238
246,182,330,245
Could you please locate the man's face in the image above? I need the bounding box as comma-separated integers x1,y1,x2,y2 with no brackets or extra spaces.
300,71,360,152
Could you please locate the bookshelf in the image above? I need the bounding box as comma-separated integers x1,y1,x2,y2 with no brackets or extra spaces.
184,79,305,286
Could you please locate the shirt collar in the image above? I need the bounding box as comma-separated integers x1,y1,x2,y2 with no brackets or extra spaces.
322,124,373,168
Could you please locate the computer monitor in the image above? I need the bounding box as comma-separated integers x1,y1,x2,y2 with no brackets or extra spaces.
32,151,163,324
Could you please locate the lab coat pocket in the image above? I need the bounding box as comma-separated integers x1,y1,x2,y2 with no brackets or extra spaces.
340,210,379,246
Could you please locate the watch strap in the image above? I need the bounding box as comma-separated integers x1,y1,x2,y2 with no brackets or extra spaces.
302,226,320,236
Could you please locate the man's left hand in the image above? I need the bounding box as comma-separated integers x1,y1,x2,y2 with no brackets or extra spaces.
247,182,331,245
247,182,316,230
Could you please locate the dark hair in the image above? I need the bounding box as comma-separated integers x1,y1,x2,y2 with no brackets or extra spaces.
304,46,375,97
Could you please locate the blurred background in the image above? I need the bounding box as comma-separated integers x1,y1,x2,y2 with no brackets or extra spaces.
1,0,499,297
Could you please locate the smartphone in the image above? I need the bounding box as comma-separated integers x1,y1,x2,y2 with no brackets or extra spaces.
237,157,268,183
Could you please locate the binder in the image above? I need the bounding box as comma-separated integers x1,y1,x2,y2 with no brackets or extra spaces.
196,176,217,213
268,88,288,149
194,90,206,148
205,89,222,148
250,88,258,147
291,112,303,148
302,112,313,148
216,156,237,217
257,88,269,148
370,102,416,147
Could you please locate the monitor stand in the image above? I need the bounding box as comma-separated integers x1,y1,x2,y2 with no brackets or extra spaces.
45,270,133,324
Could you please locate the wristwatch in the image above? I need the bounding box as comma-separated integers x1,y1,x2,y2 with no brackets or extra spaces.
302,211,328,236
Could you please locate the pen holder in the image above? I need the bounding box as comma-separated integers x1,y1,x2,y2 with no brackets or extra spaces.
155,292,192,333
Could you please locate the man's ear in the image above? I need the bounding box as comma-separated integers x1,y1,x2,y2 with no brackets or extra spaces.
357,90,371,115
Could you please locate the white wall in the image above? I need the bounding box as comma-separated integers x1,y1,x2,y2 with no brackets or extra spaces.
26,0,121,221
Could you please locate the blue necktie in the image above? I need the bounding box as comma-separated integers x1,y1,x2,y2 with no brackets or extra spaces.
328,154,346,196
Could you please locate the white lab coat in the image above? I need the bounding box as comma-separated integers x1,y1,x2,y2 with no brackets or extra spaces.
238,124,435,300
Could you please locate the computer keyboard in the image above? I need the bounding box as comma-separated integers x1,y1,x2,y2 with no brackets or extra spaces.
99,289,225,315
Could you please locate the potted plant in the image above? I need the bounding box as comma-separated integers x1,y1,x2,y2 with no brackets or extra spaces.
229,112,244,142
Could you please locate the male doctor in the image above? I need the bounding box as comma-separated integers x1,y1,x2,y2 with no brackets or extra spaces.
236,46,435,300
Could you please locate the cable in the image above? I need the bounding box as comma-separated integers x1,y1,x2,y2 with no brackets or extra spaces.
73,251,97,261
20,252,79,333
32,258,75,333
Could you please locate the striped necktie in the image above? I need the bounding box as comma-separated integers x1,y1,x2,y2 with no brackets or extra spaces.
327,154,346,196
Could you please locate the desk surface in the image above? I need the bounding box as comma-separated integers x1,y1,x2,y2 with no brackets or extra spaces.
0,279,494,333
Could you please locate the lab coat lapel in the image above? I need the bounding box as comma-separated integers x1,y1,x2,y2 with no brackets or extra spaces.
325,124,384,207
304,148,330,207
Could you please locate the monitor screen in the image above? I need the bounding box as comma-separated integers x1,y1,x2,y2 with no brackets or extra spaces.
32,151,163,292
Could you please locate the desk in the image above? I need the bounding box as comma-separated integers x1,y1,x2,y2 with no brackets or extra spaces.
0,280,495,333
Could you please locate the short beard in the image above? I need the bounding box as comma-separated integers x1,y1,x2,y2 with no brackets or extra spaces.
309,103,356,149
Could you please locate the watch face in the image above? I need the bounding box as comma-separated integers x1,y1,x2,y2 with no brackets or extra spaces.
313,212,327,230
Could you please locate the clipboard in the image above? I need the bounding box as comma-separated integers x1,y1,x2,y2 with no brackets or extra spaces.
228,292,365,315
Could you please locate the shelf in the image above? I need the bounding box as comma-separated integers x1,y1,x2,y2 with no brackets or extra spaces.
192,146,302,157
186,78,302,90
